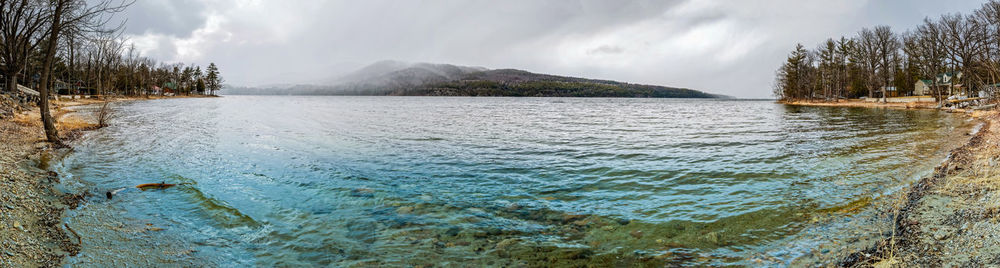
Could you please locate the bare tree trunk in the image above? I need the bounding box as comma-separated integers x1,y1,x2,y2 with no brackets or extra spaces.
7,76,16,95
38,0,66,145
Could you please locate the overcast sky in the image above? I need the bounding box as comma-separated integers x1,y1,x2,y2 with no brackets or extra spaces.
120,0,988,98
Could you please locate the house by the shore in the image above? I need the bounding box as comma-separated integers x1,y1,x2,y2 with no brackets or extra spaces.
914,80,933,96
914,72,965,98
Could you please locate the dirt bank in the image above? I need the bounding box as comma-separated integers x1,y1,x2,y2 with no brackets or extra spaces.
0,95,208,267
840,111,1000,266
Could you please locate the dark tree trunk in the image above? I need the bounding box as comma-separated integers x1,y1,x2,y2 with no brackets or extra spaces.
38,1,66,144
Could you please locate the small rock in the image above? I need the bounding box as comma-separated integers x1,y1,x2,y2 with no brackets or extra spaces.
12,221,23,231
933,232,949,240
705,231,720,244
629,230,644,239
562,214,586,222
396,206,414,214
466,208,485,214
496,238,519,250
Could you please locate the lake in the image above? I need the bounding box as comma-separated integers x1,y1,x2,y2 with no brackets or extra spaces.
54,96,971,266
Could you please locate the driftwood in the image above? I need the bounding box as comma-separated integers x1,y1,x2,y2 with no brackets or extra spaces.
64,223,82,245
105,187,126,199
136,182,176,190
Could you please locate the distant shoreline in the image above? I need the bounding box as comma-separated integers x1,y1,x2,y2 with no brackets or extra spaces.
222,93,732,99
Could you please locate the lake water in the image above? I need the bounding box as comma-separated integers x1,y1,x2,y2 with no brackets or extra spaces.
53,96,971,266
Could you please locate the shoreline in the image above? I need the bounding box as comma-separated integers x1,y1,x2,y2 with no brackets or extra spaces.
824,104,1000,265
779,98,1000,265
0,95,210,267
778,99,939,109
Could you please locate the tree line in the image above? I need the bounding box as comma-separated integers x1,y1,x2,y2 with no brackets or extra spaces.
1,0,224,144
774,1,1000,102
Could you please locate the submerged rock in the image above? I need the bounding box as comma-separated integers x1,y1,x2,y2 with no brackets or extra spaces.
496,238,520,250
395,206,414,214
629,230,644,239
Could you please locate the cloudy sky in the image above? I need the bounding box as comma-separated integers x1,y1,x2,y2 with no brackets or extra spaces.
121,0,987,98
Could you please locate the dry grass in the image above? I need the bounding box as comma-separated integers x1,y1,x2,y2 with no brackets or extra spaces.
872,257,899,268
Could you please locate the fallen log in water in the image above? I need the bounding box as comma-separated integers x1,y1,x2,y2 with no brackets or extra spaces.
136,182,177,190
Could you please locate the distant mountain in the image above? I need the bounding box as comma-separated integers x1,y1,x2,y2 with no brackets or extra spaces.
226,61,723,98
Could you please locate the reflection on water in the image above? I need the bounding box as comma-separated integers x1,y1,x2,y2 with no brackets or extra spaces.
55,96,970,266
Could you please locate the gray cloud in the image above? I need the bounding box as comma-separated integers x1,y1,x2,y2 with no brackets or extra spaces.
120,0,207,36
120,0,989,98
587,45,625,55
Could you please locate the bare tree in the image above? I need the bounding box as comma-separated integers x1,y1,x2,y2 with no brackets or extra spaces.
974,1,1000,93
34,0,130,143
874,26,901,101
905,19,948,105
939,13,988,96
0,0,50,94
854,28,881,99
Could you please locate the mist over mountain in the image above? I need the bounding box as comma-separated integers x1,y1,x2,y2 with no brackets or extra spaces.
226,61,724,98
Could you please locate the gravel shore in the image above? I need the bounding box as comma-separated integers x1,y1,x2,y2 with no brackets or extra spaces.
0,105,83,267
841,111,1000,266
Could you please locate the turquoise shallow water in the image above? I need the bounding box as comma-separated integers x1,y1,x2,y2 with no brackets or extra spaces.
55,96,970,266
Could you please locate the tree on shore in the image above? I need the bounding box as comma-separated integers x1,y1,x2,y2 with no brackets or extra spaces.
205,62,223,96
0,0,49,95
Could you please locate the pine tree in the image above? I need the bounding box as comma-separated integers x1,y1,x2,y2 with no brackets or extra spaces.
206,62,223,96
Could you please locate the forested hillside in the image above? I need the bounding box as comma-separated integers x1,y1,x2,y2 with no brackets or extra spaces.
227,62,721,98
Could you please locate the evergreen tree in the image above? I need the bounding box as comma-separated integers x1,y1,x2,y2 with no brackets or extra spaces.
206,62,223,96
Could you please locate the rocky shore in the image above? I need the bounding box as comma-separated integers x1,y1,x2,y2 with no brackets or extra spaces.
840,111,1000,266
0,95,204,267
